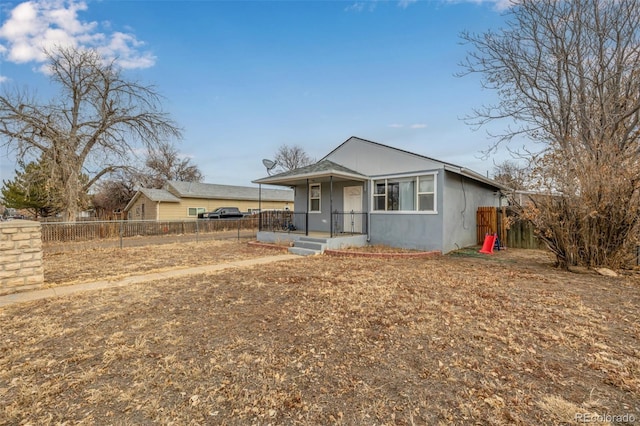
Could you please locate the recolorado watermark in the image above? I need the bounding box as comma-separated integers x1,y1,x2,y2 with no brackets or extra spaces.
575,412,636,423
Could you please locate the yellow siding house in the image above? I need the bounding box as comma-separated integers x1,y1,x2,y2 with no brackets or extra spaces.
124,181,293,221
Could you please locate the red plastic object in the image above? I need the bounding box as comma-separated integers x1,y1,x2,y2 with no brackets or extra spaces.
479,233,497,254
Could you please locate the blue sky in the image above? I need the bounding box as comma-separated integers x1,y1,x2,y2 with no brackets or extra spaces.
0,0,514,187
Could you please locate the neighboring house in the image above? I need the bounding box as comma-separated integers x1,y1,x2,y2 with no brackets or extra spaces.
124,181,294,221
253,136,505,253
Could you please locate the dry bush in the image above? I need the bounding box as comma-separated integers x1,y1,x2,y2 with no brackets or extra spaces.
461,0,640,269
520,148,640,269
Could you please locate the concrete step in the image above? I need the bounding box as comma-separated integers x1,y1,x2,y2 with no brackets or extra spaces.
288,246,321,256
298,237,329,244
294,241,325,251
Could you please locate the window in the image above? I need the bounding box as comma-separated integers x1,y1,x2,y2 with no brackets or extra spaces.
188,207,206,217
417,175,435,211
309,184,321,212
373,181,386,210
373,174,436,213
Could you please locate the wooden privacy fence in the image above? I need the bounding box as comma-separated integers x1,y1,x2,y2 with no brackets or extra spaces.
504,218,546,250
41,218,259,243
476,207,509,246
476,206,545,249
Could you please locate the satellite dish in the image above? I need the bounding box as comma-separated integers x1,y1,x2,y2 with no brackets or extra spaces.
262,159,277,175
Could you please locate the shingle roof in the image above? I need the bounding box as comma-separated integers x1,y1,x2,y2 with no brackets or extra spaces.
253,159,368,185
139,188,180,203
263,159,366,180
167,181,294,202
123,187,180,212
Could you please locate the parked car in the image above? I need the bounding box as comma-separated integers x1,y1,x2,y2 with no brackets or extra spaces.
199,207,245,219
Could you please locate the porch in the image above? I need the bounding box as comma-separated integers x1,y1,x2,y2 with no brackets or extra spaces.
257,210,369,254
254,159,371,253
258,210,368,237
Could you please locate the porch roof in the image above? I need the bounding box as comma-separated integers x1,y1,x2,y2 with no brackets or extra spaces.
253,159,368,186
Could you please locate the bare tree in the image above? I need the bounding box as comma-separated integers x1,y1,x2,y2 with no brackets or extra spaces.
91,176,136,219
460,0,640,268
142,142,203,188
273,144,314,172
492,160,533,207
492,160,530,191
0,46,181,221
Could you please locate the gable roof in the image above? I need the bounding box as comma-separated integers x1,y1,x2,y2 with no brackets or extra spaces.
167,181,293,202
123,188,180,212
253,159,368,185
322,136,459,167
328,136,507,190
254,136,506,190
140,188,181,202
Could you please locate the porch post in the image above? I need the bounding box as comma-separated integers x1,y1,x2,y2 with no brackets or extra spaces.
258,184,262,231
305,179,309,236
330,176,333,238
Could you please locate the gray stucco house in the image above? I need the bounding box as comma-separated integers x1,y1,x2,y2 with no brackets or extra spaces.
253,136,504,254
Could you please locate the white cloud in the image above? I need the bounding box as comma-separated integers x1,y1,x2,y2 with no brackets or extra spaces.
0,0,155,70
388,123,427,129
0,75,8,84
344,2,365,12
444,0,515,12
398,0,417,9
97,32,155,69
344,1,378,13
493,0,514,11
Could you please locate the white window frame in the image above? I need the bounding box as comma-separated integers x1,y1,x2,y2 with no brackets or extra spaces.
371,172,437,214
309,183,321,213
417,175,436,212
373,181,387,212
188,207,206,217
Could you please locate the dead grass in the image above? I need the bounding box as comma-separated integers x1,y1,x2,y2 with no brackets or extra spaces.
337,244,428,253
1,245,639,424
43,239,278,288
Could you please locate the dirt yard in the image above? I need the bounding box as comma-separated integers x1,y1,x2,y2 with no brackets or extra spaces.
1,241,639,425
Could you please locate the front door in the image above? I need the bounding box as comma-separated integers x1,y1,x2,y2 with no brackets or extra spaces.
343,186,363,233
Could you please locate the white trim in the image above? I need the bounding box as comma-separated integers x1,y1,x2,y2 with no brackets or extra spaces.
309,183,321,213
370,172,438,213
417,174,436,212
370,170,440,180
444,165,506,190
254,170,367,185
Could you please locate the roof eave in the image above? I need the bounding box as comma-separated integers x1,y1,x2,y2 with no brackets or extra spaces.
253,169,368,185
444,165,507,190
123,192,141,212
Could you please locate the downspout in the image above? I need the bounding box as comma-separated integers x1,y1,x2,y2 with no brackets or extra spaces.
366,179,371,242
305,179,309,236
329,176,333,238
258,184,262,231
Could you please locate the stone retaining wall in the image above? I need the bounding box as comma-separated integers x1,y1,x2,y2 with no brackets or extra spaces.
0,220,44,294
